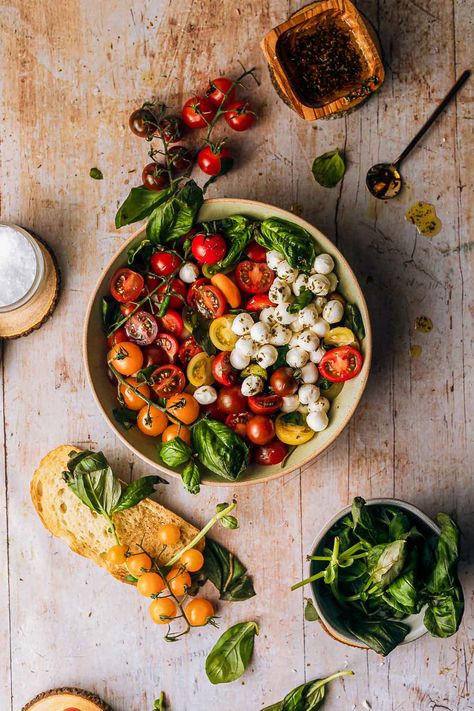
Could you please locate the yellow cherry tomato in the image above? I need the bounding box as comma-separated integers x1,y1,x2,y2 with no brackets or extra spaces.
209,315,237,351
161,423,192,446
166,567,192,596
137,572,166,597
166,392,200,425
180,548,205,572
323,327,357,348
108,342,144,376
187,352,214,387
106,544,129,565
149,597,177,624
210,273,242,308
275,413,315,446
185,598,215,626
127,552,152,577
119,377,150,410
137,405,168,436
157,523,181,546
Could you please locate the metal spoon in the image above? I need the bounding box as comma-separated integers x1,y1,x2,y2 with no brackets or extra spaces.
366,69,471,199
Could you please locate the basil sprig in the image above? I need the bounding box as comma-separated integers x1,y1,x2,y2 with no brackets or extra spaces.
115,185,171,228
261,670,353,711
192,418,249,481
256,218,316,273
205,621,258,685
147,180,203,244
312,149,346,188
204,215,252,275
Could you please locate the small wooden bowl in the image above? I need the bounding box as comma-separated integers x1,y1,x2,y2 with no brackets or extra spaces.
261,0,385,120
22,687,111,711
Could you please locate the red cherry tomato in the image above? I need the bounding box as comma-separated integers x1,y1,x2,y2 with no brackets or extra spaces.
246,415,275,445
178,336,202,367
181,96,216,129
110,268,144,303
129,108,157,138
146,274,161,292
155,278,187,309
269,367,298,396
201,401,228,422
143,344,168,367
217,385,247,414
187,278,210,309
206,77,235,107
157,115,183,143
150,252,182,277
246,294,273,311
248,393,283,415
119,302,138,317
224,101,255,131
254,438,288,465
194,284,226,319
212,351,238,386
155,333,179,362
142,163,170,191
158,308,184,336
235,261,274,294
151,365,185,398
191,232,227,265
125,310,158,346
225,412,251,438
197,145,233,176
168,145,193,175
107,327,127,348
245,240,267,262
318,346,363,382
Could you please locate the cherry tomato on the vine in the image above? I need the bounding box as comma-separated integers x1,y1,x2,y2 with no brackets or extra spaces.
253,438,288,466
107,327,127,348
149,597,177,624
129,107,157,138
168,145,193,175
157,523,181,545
166,567,191,596
245,240,267,262
185,598,215,627
158,308,184,337
206,76,235,107
180,548,204,572
192,232,227,265
142,163,170,191
224,101,255,131
120,377,151,410
108,342,144,376
136,404,168,436
155,332,179,362
197,144,233,177
137,572,166,597
161,423,192,445
106,544,128,565
155,278,187,309
225,411,251,438
110,268,144,303
150,251,182,277
181,96,216,129
127,552,152,577
166,392,200,424
157,115,183,143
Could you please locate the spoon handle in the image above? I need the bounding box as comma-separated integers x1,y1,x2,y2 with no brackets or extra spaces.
395,69,471,167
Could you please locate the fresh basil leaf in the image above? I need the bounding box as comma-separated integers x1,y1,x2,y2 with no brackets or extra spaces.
205,621,258,685
423,588,464,638
382,550,419,616
201,539,256,601
304,598,319,622
146,198,179,244
182,307,216,355
351,497,380,545
127,238,154,265
182,460,201,495
318,378,331,391
146,181,203,245
136,365,157,383
261,670,353,711
288,288,313,313
367,540,407,589
312,149,345,189
345,303,366,340
113,475,166,513
89,167,103,180
113,406,139,430
115,185,171,228
279,411,305,427
343,616,408,656
205,215,252,275
101,296,121,333
257,218,316,273
63,450,121,517
192,419,249,481
269,345,290,372
216,503,239,529
153,692,165,711
159,437,192,467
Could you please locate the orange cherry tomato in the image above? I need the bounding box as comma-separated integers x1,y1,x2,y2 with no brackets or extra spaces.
166,392,200,425
136,405,168,436
105,544,129,565
161,423,192,445
166,567,192,596
157,524,181,546
185,598,215,626
120,377,151,410
137,572,166,597
108,342,144,376
179,548,204,572
210,273,242,308
127,552,152,577
149,597,177,624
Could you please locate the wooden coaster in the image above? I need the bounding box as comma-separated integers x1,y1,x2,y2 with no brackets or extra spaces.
0,233,60,340
22,687,111,711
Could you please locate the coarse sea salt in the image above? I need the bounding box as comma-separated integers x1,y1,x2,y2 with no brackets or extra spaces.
0,224,38,308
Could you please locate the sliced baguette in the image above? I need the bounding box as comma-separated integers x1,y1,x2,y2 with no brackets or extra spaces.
31,445,203,583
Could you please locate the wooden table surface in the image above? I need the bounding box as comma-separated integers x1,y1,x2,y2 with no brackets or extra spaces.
1,1,473,709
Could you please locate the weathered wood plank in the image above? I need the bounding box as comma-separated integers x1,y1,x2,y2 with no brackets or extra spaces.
0,345,12,708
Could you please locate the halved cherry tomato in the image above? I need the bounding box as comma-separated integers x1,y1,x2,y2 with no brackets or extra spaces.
120,377,151,410
166,392,200,424
143,344,168,367
224,101,255,132
226,412,251,437
155,333,179,362
246,415,275,445
253,438,288,466
212,351,237,386
209,315,237,351
245,240,267,262
158,308,184,336
248,393,282,414
187,352,214,387
150,251,182,277
246,294,273,311
181,96,216,129
110,268,144,303
217,385,247,414
192,232,227,264
235,261,274,294
125,310,158,346
151,365,185,399
179,336,202,367
319,346,363,382
206,77,235,107
194,284,226,319
155,278,187,309
107,327,127,348
201,401,227,422
187,278,210,309
210,273,241,308
108,342,143,376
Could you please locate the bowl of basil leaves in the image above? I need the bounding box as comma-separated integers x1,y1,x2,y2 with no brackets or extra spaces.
296,497,464,655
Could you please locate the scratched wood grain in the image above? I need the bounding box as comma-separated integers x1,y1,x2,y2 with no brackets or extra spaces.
0,1,472,710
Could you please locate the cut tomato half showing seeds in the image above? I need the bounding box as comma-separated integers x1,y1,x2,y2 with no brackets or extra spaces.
125,310,158,346
318,346,363,382
150,365,185,398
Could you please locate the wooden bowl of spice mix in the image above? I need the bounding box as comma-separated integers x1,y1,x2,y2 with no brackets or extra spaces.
261,0,384,120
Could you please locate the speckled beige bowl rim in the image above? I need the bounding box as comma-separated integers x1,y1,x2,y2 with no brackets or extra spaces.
83,197,372,486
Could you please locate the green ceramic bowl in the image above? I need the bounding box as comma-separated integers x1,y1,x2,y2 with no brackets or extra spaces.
83,198,372,486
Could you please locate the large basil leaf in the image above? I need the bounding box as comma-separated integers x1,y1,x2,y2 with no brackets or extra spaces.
257,218,316,273
192,418,249,481
147,180,203,244
63,450,121,516
205,621,258,684
113,406,138,430
344,303,366,341
261,670,353,711
351,497,380,545
367,540,407,589
202,539,255,601
382,549,419,616
183,307,216,355
423,588,464,638
182,460,201,495
159,437,192,467
343,617,409,656
205,215,252,275
115,185,171,228
113,475,167,513
312,149,345,188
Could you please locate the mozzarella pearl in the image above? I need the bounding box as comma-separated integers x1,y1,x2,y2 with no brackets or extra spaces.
179,262,200,283
313,253,335,275
308,274,330,296
300,362,319,384
286,347,309,368
235,336,257,357
260,306,276,325
314,296,327,313
323,300,344,324
256,344,278,368
306,410,329,432
296,330,320,352
193,385,217,405
269,324,292,346
250,321,271,344
292,273,310,296
326,272,339,292
309,397,330,413
298,303,319,327
289,333,300,348
230,349,250,370
311,318,330,338
298,384,320,405
241,375,264,397
277,259,298,283
281,394,300,413
290,318,305,332
274,303,297,325
231,312,254,336
310,346,326,364
269,281,292,304
266,250,284,270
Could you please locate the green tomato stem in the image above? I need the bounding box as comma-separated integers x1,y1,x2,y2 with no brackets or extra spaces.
167,501,237,567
